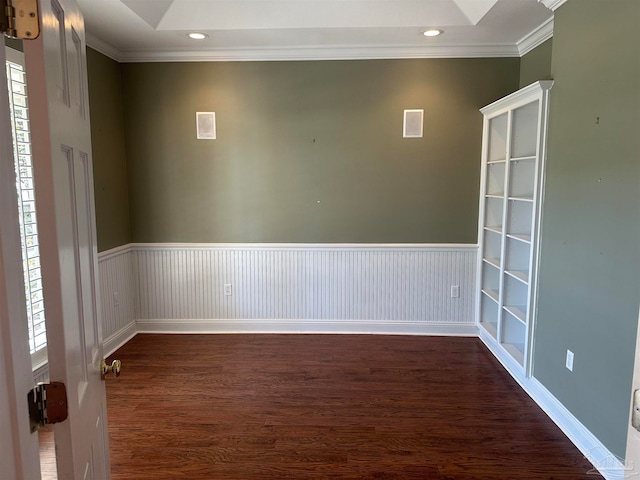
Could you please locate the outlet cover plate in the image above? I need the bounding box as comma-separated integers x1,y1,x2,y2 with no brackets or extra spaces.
566,350,574,371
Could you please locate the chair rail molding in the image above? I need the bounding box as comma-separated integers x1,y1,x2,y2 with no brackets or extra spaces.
539,0,568,12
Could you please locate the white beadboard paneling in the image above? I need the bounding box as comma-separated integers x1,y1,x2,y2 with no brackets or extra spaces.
131,243,477,331
33,364,49,385
98,245,136,351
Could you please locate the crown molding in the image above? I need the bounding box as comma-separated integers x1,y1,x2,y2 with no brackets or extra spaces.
86,30,568,63
114,44,520,63
85,32,122,62
480,80,553,115
517,17,554,56
539,0,568,11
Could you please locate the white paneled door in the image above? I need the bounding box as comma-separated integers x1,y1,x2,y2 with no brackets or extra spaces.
1,0,111,478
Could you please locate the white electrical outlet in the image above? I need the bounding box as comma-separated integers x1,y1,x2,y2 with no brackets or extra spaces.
224,284,232,296
113,292,119,307
566,349,574,371
451,285,460,298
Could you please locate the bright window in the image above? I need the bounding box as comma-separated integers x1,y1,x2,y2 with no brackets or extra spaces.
5,48,47,366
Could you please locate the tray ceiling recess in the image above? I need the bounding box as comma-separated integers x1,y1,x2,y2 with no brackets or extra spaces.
78,0,555,62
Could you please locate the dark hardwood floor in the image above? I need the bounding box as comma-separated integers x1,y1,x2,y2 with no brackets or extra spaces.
105,334,601,479
39,424,57,480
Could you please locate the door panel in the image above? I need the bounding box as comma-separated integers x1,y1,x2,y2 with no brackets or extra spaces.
23,0,110,477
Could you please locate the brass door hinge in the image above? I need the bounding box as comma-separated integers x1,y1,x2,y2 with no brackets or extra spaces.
1,0,39,40
28,382,68,433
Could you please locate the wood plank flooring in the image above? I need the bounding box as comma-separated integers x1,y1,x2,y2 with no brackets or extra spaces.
105,334,601,479
39,424,57,480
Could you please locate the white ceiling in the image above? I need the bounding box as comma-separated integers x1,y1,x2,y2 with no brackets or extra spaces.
78,0,554,62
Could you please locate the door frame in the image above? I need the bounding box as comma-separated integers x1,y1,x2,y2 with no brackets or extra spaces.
0,39,41,479
625,306,640,477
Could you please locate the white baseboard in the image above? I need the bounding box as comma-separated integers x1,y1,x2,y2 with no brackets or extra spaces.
103,321,137,358
478,328,625,480
528,378,626,480
135,318,479,336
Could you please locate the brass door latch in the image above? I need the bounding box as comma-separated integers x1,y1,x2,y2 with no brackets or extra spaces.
101,359,122,380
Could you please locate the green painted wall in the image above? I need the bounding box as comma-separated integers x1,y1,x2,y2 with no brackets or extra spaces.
121,58,519,243
533,0,640,459
519,39,553,88
87,48,132,252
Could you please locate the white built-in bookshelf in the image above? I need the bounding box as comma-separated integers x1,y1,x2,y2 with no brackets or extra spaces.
476,81,553,375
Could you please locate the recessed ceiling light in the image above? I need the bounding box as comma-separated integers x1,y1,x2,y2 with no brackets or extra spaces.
188,32,208,40
423,29,443,37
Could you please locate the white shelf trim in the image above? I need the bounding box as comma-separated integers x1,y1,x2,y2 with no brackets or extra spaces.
503,305,527,325
508,195,534,203
506,233,532,244
502,342,525,366
510,155,536,162
482,257,501,269
505,269,529,284
481,81,554,116
482,288,500,304
484,226,503,235
480,321,497,339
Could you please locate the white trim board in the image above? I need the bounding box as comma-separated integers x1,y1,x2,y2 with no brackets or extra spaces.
539,0,568,12
517,17,553,56
479,328,624,480
103,321,137,359
528,378,626,480
129,242,479,251
91,43,524,64
135,318,478,336
85,18,555,63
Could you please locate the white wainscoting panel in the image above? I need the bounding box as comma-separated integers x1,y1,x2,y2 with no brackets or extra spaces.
131,244,477,335
33,364,49,385
98,245,137,356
